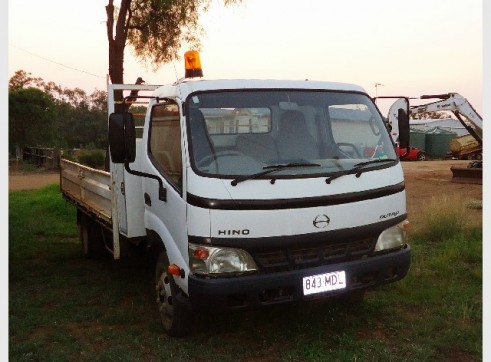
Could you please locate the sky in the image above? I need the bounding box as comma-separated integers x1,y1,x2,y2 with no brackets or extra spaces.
5,0,485,115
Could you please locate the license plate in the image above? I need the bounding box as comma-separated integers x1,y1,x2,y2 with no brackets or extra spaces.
303,270,346,296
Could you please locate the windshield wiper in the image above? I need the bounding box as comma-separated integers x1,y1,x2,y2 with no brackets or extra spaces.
325,158,397,184
353,158,398,169
231,162,321,186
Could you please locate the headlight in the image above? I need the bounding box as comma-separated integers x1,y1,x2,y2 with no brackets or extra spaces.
189,243,258,276
375,220,409,252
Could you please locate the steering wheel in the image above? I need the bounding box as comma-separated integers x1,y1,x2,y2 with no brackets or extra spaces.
197,151,243,167
369,117,381,136
336,142,362,159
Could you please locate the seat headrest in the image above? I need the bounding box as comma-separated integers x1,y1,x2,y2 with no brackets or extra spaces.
280,110,306,133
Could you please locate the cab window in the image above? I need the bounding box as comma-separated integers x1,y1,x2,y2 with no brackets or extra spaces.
148,101,182,188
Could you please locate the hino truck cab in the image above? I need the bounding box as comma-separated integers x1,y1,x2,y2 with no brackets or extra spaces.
108,52,411,336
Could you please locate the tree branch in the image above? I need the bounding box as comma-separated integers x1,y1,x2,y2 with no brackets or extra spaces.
127,20,149,31
125,7,133,37
116,0,132,46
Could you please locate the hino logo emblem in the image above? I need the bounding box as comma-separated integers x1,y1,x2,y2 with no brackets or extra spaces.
218,229,250,236
313,214,330,228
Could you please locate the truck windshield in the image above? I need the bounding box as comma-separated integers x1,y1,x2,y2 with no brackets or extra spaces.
186,90,397,179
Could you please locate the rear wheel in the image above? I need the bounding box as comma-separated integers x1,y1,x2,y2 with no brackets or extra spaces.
78,212,106,258
155,250,191,336
417,152,426,161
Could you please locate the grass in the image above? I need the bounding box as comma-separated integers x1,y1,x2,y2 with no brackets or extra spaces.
9,185,482,361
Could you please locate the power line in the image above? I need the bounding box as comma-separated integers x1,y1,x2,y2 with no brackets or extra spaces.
9,43,105,79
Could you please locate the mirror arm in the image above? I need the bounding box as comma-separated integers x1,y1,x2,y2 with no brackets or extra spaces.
119,95,167,202
124,162,167,202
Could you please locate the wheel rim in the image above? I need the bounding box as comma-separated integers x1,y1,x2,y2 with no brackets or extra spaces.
156,267,174,329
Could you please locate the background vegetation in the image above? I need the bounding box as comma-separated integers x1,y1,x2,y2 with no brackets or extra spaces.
9,185,482,361
8,70,108,155
7,68,457,162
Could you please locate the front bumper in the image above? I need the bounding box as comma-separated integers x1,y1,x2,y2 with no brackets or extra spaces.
188,245,410,311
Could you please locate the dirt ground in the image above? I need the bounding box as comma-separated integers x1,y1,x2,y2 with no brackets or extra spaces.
401,159,482,231
9,171,60,191
8,160,483,229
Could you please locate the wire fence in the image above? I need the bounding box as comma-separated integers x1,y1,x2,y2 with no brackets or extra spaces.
22,146,60,169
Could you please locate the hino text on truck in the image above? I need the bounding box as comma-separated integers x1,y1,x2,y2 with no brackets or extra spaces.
61,51,412,336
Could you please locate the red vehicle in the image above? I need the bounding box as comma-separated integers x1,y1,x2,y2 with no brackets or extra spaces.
363,145,426,161
397,146,426,161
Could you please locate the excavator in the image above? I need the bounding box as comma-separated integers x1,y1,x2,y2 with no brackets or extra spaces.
409,93,482,184
378,93,482,184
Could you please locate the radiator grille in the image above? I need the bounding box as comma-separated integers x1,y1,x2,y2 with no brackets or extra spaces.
252,238,375,273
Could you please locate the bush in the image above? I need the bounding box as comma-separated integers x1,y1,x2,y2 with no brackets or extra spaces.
18,161,39,172
61,152,77,162
76,149,106,169
418,195,470,242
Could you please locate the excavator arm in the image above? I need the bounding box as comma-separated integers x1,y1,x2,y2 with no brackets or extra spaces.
383,92,482,184
410,93,482,145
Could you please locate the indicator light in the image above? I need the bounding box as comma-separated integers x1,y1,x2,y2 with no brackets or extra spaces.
193,248,210,260
168,264,184,278
184,50,203,78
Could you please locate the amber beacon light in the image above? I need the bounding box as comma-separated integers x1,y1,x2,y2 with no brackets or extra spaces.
184,50,203,78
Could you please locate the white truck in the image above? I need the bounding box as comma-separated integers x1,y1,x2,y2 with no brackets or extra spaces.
61,53,412,336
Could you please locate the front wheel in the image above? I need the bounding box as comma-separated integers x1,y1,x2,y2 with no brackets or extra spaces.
417,152,426,161
155,250,191,337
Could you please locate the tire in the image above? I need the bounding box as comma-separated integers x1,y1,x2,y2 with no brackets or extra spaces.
78,212,106,258
155,250,191,337
417,152,426,161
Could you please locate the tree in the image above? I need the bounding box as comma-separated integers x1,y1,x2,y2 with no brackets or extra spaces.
105,0,241,86
8,70,44,91
9,71,109,150
411,111,451,120
9,88,57,151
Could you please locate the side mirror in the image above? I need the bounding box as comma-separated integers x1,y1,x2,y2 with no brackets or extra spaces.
385,97,410,148
397,108,410,149
108,112,136,163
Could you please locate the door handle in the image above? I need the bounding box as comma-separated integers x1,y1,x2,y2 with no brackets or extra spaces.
144,192,152,206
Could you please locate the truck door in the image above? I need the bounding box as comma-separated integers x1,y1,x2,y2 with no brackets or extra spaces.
143,100,187,267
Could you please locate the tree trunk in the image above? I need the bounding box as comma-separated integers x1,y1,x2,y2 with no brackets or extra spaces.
106,0,132,112
108,41,125,113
